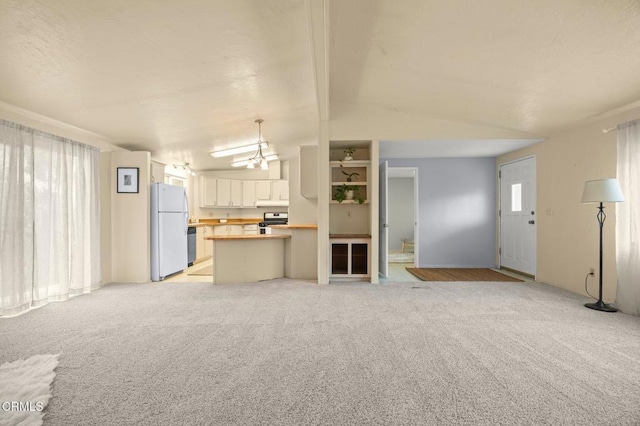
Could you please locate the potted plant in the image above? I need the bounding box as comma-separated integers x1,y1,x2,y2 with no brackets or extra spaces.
335,184,365,204
341,171,359,182
343,147,356,161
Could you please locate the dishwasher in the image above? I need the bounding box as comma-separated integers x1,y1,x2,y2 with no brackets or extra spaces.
187,227,196,266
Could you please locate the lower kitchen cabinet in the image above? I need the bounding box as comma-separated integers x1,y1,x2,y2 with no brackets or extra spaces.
330,238,369,278
196,227,206,262
213,224,245,236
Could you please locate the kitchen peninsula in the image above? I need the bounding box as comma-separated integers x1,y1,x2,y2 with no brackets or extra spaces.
205,234,291,284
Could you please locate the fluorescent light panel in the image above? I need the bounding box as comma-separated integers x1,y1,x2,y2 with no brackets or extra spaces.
210,142,268,158
231,154,279,167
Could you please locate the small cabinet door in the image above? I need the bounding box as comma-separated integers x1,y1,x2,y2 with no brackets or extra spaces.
256,181,271,200
331,243,349,275
242,181,256,207
272,180,289,200
213,225,228,236
201,177,217,207
228,225,243,235
217,179,231,207
204,226,214,257
196,227,205,261
230,180,243,207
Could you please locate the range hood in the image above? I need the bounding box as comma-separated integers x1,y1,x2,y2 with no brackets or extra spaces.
255,199,289,207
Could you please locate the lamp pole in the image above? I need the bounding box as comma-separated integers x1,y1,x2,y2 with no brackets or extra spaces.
585,202,617,312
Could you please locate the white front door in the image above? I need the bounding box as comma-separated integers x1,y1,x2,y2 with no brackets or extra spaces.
500,157,536,276
379,161,389,278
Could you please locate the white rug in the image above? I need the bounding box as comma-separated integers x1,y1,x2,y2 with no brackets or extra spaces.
0,353,60,426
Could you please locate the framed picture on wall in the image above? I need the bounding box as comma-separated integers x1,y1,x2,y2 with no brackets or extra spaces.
117,167,139,193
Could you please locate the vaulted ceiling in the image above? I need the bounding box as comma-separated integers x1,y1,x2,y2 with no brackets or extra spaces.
1,0,640,169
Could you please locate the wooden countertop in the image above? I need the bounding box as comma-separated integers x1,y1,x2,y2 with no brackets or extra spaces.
270,224,318,230
329,234,371,239
205,234,291,241
189,219,261,227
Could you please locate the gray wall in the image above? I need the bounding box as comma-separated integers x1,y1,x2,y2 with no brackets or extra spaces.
388,177,414,251
384,158,496,268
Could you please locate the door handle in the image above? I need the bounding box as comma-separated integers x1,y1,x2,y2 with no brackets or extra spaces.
528,220,535,224
382,224,389,228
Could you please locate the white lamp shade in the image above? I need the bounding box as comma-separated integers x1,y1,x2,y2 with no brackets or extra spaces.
581,178,624,203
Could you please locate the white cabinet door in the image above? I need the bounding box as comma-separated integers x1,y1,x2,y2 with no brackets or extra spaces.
242,180,256,207
243,224,258,235
204,226,214,257
213,225,228,236
201,177,217,207
272,180,289,200
228,225,243,235
230,180,243,207
256,181,271,200
217,179,231,207
196,227,207,261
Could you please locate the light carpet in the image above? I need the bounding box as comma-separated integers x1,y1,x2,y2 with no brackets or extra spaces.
1,280,640,425
0,353,60,426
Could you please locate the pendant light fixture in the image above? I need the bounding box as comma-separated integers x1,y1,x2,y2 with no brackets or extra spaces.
244,119,271,170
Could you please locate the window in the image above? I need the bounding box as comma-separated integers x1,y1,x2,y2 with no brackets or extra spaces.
511,183,522,212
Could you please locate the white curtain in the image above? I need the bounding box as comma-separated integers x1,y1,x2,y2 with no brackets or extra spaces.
0,119,101,316
616,119,640,315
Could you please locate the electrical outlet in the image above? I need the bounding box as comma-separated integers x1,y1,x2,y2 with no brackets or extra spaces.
589,268,595,275
347,211,351,217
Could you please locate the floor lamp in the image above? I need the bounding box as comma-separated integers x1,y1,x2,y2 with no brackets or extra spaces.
581,178,624,312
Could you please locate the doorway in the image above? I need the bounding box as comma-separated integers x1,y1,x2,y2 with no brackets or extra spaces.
379,164,419,278
499,157,536,277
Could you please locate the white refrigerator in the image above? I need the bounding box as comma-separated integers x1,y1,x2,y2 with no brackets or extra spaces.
150,183,189,281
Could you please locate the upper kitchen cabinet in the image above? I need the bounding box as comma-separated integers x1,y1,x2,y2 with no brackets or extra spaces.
200,176,244,208
300,146,317,199
255,180,271,201
230,180,242,207
217,178,231,206
201,176,217,207
272,180,289,201
242,181,257,207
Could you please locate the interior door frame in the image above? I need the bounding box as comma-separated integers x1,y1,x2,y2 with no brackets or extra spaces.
498,155,536,279
385,166,419,270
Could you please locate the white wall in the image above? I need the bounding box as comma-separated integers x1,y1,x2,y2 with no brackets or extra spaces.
288,156,318,224
388,177,414,251
385,158,496,268
110,151,151,283
497,105,640,302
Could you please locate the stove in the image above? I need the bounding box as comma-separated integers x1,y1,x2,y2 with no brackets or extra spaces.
259,212,288,234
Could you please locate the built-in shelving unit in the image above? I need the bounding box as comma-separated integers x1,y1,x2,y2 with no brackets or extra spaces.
328,142,374,281
329,158,370,204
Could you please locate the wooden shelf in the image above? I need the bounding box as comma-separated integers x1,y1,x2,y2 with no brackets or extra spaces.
331,182,367,186
329,200,369,204
329,160,371,166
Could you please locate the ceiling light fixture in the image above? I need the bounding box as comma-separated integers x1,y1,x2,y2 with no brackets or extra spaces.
210,141,269,158
240,119,274,170
173,163,197,176
230,154,279,168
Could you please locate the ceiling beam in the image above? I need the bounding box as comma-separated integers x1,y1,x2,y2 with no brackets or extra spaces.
305,0,330,121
